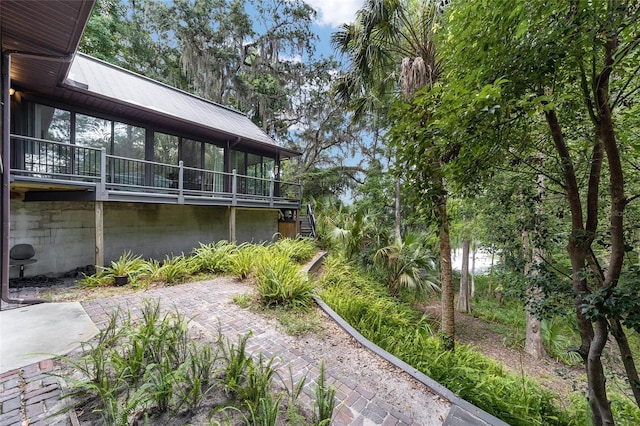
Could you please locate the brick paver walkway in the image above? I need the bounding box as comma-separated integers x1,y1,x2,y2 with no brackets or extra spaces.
1,279,451,425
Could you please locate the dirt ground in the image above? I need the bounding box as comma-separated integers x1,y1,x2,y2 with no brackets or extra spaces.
422,302,586,408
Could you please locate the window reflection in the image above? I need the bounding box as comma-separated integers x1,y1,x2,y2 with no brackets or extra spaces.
153,132,179,188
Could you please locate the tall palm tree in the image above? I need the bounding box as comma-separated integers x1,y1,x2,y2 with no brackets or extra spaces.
332,0,455,348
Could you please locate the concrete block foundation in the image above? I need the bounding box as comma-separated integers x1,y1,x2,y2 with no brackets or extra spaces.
9,200,280,278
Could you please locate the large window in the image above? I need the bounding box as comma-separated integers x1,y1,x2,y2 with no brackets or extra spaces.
17,101,284,196
113,122,145,185
114,122,145,159
154,132,179,188
76,114,111,150
33,104,70,142
182,138,202,190
21,105,72,175
231,150,276,196
75,114,111,177
204,143,224,192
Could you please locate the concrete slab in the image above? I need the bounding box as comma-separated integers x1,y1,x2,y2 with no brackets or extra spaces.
0,302,98,373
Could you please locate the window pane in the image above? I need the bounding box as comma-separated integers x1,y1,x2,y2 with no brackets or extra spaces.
114,122,145,159
25,104,71,176
76,114,111,150
154,132,178,164
231,150,246,194
75,114,110,177
263,157,275,179
182,138,202,190
247,153,262,177
153,132,178,188
113,122,145,185
231,150,245,173
182,139,201,168
204,144,223,170
204,143,224,192
33,104,70,142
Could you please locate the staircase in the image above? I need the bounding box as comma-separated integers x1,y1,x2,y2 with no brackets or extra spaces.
299,204,317,238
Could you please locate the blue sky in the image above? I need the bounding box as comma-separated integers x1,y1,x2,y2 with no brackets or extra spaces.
306,0,363,59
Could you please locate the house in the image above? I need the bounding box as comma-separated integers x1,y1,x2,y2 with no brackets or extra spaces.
1,0,301,281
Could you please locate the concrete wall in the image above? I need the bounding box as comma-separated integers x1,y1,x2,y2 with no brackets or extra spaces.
9,199,279,278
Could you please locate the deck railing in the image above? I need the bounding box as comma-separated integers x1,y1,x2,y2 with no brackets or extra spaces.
10,134,301,207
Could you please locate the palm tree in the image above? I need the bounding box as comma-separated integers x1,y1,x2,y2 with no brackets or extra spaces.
374,232,440,297
332,0,455,349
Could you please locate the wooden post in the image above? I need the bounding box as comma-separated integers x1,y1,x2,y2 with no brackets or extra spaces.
229,206,236,243
95,201,104,268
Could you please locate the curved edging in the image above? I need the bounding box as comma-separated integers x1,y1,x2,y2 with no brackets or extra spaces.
304,252,510,426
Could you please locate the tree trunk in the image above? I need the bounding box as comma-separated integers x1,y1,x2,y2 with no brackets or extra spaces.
523,170,547,359
435,178,454,350
595,47,637,412
522,226,546,359
457,238,471,313
488,250,495,296
545,108,613,425
395,177,402,240
470,242,476,298
609,319,640,407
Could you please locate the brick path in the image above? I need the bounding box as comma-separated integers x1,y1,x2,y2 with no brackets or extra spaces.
0,360,69,426
1,279,451,425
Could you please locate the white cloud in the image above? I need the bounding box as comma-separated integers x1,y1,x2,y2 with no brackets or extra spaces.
306,0,363,27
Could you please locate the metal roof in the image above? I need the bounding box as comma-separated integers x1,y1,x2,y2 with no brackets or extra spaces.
62,54,297,156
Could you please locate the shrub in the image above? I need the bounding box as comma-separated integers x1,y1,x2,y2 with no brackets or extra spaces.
229,243,265,280
153,254,198,285
192,240,236,273
255,255,314,310
270,236,317,264
373,233,440,297
94,251,150,286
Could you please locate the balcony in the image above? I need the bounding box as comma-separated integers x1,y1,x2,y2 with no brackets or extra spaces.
9,135,301,210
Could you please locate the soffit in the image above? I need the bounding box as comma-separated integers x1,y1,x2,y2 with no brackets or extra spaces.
1,0,95,94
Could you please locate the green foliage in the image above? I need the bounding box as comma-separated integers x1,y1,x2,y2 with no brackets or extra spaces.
319,256,569,425
192,240,237,274
316,203,388,265
312,360,337,426
218,332,253,397
472,297,526,330
255,255,314,310
175,342,218,412
247,394,283,426
229,243,263,280
270,236,317,264
57,299,331,424
241,354,279,412
582,278,640,333
101,251,150,285
374,232,440,297
152,254,199,285
79,269,112,287
271,308,323,337
540,319,581,366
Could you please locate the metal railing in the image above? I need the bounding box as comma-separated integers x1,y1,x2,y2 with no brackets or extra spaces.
10,134,301,206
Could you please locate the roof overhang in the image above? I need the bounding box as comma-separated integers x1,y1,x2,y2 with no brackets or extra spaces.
1,0,96,95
